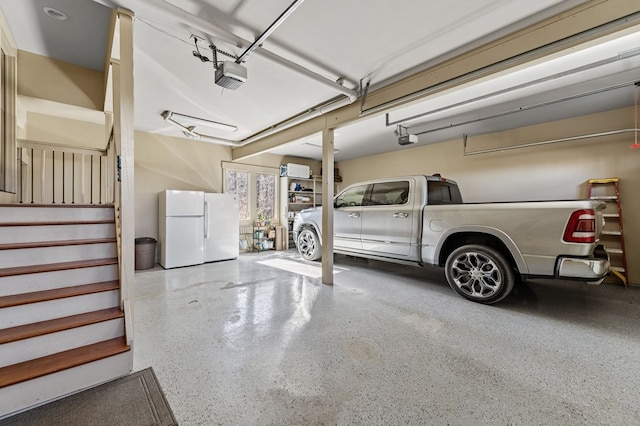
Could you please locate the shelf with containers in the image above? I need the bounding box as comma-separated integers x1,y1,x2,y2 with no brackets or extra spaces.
280,176,323,249
252,224,276,252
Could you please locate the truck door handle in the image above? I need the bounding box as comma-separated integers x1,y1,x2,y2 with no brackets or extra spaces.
393,213,409,218
349,213,360,218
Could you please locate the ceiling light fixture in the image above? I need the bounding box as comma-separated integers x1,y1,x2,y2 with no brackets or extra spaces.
161,111,239,146
162,110,237,132
43,7,68,21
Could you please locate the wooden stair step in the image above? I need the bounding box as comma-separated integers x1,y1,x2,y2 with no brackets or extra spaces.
0,307,124,344
0,220,113,227
0,257,118,278
0,238,116,251
0,336,130,388
0,281,119,309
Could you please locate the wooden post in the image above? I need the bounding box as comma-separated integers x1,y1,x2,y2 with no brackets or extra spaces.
104,112,113,204
112,9,135,324
321,126,334,285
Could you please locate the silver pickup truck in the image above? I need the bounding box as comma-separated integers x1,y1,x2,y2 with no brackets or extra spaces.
292,175,610,304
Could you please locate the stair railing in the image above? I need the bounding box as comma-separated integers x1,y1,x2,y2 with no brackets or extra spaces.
16,139,112,205
103,128,133,346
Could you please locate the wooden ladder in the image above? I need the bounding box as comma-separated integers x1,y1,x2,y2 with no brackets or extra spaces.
587,178,628,286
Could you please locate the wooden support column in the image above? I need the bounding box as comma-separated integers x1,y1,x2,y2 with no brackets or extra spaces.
112,9,135,317
104,112,113,204
321,126,334,285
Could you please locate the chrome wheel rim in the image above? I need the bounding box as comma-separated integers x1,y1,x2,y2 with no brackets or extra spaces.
298,231,317,259
450,251,502,299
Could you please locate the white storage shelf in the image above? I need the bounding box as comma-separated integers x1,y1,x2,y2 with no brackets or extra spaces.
280,177,323,248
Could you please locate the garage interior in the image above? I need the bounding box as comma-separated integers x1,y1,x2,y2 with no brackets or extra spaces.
0,0,639,423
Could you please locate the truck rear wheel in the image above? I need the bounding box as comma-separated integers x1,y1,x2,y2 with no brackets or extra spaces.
297,228,321,261
444,244,515,304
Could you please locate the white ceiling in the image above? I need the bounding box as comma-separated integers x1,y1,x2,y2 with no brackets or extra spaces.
2,0,638,161
0,0,111,71
271,27,640,160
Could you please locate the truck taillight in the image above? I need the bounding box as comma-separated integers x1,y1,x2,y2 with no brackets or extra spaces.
563,209,596,243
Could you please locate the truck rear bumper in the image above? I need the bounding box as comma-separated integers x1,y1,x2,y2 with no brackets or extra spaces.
556,245,610,284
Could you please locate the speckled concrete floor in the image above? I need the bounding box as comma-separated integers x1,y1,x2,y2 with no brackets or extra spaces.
132,250,640,425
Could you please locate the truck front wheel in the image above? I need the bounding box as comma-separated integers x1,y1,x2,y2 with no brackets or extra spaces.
444,245,515,304
297,228,321,261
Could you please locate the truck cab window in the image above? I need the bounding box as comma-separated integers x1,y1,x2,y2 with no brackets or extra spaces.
335,185,367,207
365,181,410,206
428,182,462,205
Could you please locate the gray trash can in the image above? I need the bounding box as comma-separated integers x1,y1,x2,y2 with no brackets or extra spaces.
135,237,157,270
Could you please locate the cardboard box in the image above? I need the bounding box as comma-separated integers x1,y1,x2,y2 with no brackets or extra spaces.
282,163,310,178
275,226,287,250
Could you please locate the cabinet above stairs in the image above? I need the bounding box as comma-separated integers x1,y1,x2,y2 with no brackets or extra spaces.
0,204,132,419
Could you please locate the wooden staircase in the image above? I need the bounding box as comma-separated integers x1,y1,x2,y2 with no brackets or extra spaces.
0,204,132,419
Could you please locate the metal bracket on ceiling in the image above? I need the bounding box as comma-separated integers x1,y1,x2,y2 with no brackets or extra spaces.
191,35,210,63
394,124,409,137
359,79,370,113
191,34,239,70
235,0,305,64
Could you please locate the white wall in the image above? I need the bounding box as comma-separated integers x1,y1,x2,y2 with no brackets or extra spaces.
134,134,321,241
134,132,232,240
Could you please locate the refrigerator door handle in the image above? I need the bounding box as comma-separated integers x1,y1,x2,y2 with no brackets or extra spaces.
204,201,209,239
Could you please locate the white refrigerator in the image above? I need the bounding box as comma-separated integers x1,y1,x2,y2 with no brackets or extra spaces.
158,190,205,269
204,193,239,262
159,190,239,269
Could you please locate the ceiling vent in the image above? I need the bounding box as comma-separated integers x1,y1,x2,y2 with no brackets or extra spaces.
215,61,247,90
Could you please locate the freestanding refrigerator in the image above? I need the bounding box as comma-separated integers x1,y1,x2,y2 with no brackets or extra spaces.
158,190,205,268
204,193,239,262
